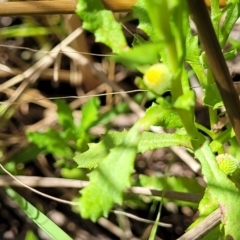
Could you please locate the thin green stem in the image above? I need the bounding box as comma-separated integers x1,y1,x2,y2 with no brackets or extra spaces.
195,123,215,139
206,70,218,129
209,106,218,129
167,40,199,140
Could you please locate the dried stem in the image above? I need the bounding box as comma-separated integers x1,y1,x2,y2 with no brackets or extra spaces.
0,0,77,16
177,208,221,240
187,0,240,146
0,0,136,16
0,175,202,203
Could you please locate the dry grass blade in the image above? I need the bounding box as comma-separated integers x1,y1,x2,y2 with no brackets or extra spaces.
112,210,172,228
0,0,77,16
0,67,71,82
0,175,89,188
128,187,202,203
0,28,83,120
0,28,83,92
0,165,79,205
98,217,131,239
0,0,137,16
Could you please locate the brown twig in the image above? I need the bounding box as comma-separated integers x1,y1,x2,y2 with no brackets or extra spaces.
177,208,221,240
0,0,77,16
0,175,202,203
0,68,71,82
187,0,240,146
0,175,89,188
112,210,172,228
0,0,136,16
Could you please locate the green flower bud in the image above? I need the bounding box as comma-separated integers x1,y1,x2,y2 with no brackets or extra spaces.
216,154,239,175
143,63,172,95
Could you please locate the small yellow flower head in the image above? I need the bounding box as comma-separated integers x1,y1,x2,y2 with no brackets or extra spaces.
143,63,172,95
216,154,239,175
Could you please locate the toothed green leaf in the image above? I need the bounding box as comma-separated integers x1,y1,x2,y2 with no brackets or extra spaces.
74,131,191,169
78,126,140,221
76,0,127,53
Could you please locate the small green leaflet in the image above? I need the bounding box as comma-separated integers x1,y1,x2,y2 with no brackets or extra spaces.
132,0,157,41
56,100,75,135
76,0,127,53
139,102,183,129
203,84,223,109
186,31,207,87
112,42,162,70
27,129,74,158
174,90,195,111
56,100,76,141
220,3,240,46
76,97,100,151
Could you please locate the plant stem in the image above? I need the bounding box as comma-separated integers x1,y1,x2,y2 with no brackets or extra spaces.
187,0,240,146
177,208,221,240
166,37,199,140
206,71,218,128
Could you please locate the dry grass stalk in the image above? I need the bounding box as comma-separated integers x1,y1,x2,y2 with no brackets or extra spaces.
0,0,136,16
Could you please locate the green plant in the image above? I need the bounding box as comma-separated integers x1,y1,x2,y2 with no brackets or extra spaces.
26,98,101,178
73,0,240,239
3,0,240,238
